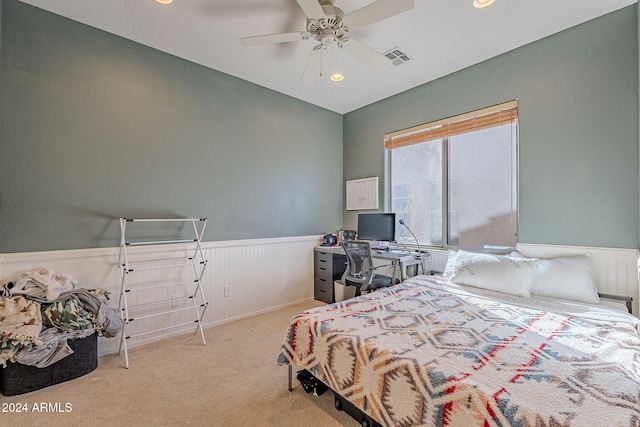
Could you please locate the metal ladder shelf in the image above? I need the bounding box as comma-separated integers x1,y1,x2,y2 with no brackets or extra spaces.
117,217,209,368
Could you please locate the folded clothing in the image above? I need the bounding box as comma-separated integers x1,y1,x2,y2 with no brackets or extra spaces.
0,296,43,367
42,299,95,332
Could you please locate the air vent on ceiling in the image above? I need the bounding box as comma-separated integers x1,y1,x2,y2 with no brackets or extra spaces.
383,47,412,66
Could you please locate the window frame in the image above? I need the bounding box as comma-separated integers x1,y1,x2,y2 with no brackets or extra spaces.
385,101,519,251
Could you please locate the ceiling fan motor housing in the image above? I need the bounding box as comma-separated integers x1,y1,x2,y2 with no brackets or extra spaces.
307,3,348,46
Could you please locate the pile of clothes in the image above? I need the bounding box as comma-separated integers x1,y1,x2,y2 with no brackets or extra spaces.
0,268,122,368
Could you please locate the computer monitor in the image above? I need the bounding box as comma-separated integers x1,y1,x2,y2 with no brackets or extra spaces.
357,213,396,243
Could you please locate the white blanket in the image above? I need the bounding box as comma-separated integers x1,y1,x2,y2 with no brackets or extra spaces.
4,267,77,301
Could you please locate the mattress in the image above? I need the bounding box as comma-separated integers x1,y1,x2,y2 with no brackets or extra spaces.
278,276,640,426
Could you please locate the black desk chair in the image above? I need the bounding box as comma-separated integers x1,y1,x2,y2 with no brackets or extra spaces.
340,240,398,297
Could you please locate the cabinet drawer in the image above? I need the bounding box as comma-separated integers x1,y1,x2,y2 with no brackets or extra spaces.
315,267,333,282
315,251,333,263
314,277,333,304
315,276,333,291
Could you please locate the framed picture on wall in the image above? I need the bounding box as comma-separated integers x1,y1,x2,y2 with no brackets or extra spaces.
346,177,378,210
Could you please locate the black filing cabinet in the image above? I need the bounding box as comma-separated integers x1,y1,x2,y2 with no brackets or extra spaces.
314,248,347,304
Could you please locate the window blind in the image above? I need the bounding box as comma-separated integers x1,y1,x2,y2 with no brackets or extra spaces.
384,100,518,150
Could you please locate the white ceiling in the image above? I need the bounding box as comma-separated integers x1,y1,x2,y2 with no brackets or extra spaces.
19,0,637,114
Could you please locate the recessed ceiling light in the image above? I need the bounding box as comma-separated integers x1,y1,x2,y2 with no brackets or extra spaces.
155,0,173,4
330,73,344,82
473,0,495,8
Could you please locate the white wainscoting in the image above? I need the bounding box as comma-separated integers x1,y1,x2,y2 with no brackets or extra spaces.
0,235,321,356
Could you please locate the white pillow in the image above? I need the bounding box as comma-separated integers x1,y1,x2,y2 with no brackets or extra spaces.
449,250,538,297
442,250,458,279
530,254,600,303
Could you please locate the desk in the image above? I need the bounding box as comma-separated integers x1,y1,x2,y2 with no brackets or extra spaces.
313,246,424,303
370,249,423,280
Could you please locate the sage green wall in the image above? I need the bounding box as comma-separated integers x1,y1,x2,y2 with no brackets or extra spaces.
344,5,639,249
0,0,343,252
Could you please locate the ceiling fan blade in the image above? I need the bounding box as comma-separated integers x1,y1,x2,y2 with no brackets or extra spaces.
342,0,414,31
296,0,327,20
240,32,306,47
302,47,323,82
340,38,392,70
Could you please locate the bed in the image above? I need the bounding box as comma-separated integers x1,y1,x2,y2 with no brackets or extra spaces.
278,247,640,426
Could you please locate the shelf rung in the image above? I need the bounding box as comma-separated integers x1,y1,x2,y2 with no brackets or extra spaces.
124,296,194,310
125,260,196,272
125,320,200,339
125,239,197,246
124,218,206,223
126,304,204,321
124,280,198,293
127,256,193,265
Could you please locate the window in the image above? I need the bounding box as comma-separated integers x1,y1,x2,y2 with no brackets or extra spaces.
385,101,518,250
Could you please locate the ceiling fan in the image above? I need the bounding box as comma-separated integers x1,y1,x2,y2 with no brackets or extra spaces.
239,0,414,82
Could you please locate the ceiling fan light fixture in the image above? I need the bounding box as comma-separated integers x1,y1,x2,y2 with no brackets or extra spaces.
330,73,344,82
155,0,173,5
473,0,495,8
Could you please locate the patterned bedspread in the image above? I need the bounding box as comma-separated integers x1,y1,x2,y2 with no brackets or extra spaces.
277,276,640,426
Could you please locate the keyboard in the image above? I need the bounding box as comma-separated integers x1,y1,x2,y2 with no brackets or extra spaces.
375,250,412,257
390,251,412,256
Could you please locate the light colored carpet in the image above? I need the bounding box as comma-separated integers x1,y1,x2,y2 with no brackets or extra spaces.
0,300,358,427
